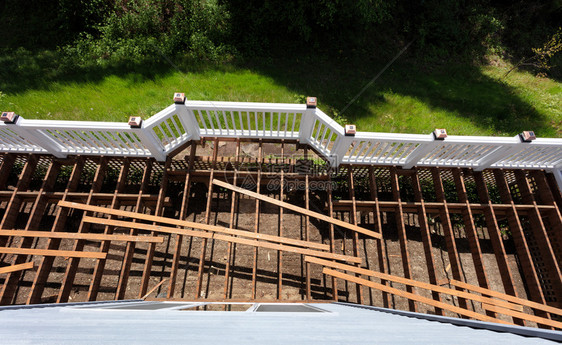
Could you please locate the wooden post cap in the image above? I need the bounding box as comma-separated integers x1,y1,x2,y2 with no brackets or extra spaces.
306,97,317,108
128,116,142,128
173,92,186,104
1,112,18,124
345,124,356,136
520,131,536,142
433,128,447,140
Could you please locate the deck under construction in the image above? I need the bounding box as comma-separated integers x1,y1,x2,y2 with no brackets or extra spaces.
0,138,561,329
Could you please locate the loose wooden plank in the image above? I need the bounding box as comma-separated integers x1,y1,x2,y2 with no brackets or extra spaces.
322,268,513,325
77,212,329,251
0,247,106,259
0,262,35,275
212,179,382,240
82,217,361,264
0,230,163,243
482,302,562,329
448,278,562,318
306,257,523,312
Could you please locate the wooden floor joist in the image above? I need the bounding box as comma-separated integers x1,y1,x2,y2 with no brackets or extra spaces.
0,262,34,275
115,159,154,300
212,179,382,240
27,157,86,305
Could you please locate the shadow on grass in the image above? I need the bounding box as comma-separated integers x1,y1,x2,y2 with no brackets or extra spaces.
0,48,555,137
248,54,553,136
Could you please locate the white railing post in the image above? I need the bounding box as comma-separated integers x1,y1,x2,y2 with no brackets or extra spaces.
402,133,439,169
298,97,317,144
9,116,66,158
134,123,167,162
175,94,200,140
331,135,354,167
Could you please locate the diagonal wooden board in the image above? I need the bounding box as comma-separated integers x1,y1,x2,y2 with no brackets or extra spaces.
305,256,523,312
311,257,562,329
0,262,34,274
80,216,361,264
323,268,512,325
0,247,106,259
0,229,164,243
212,179,382,240
58,200,328,251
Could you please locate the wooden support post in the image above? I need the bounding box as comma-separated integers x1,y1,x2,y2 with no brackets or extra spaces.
195,139,218,299
368,166,390,308
139,158,171,298
0,230,163,243
168,144,197,298
514,170,562,302
411,169,443,315
348,168,364,305
57,157,108,303
27,157,85,304
431,168,469,311
473,171,524,325
86,159,130,301
451,168,494,318
223,139,240,301
115,159,153,300
0,154,16,190
390,166,416,312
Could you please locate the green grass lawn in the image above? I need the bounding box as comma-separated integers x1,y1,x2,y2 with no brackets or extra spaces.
1,51,560,138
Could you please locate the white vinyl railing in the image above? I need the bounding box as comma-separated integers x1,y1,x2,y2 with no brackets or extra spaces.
1,99,561,190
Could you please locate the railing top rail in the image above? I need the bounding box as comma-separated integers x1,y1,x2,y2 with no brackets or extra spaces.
184,100,307,112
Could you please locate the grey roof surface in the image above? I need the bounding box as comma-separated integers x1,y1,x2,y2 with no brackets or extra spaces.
0,301,560,344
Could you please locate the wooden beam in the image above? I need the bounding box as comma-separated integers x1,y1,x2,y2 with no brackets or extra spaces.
431,168,469,311
82,217,361,264
411,169,443,315
27,157,86,305
348,168,364,304
326,170,339,301
115,159,154,300
0,157,60,305
279,142,286,300
223,139,240,301
307,257,524,312
57,157,108,303
492,170,549,311
322,268,512,325
481,303,562,329
0,262,34,275
452,168,494,318
139,159,171,298
87,159,130,301
212,179,382,239
473,171,524,325
390,167,416,312
252,140,262,300
196,139,218,299
0,230,163,243
168,144,197,298
514,170,562,301
0,247,106,259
